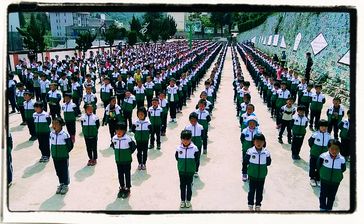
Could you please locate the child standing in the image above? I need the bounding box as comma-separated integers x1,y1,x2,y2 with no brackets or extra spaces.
24,91,37,141
39,73,50,111
185,112,205,178
115,75,126,106
176,130,199,208
275,81,291,126
243,133,271,211
300,82,313,117
47,83,62,119
61,93,77,143
71,76,82,117
33,101,51,162
158,91,169,136
104,96,124,147
310,84,326,131
240,104,257,131
241,116,261,182
278,98,296,144
122,90,136,131
291,105,309,160
113,123,136,198
81,104,100,166
83,85,98,113
100,76,114,109
195,99,211,154
167,78,179,123
148,98,163,150
338,110,350,161
15,82,26,125
290,72,301,103
144,76,155,108
50,117,74,195
297,78,308,106
308,119,331,186
132,107,151,170
317,139,346,211
270,82,280,118
134,80,146,109
327,97,344,140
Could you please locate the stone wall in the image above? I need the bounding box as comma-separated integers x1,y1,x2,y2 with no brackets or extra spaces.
237,12,350,106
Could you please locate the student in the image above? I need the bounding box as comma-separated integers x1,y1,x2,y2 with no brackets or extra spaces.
243,133,271,211
195,99,211,154
327,97,344,140
122,90,137,131
83,85,98,113
50,117,74,195
290,72,301,102
47,83,62,119
15,82,26,125
275,81,291,126
185,112,204,178
71,76,82,116
60,92,76,138
239,94,251,118
33,101,51,162
83,74,96,94
310,84,326,131
126,73,135,93
58,73,70,96
317,139,346,211
115,75,126,106
176,130,199,208
148,98,163,150
113,123,137,198
308,119,331,187
204,80,215,107
100,76,114,109
81,104,100,166
39,73,51,111
196,91,213,114
278,98,296,144
291,105,309,160
104,96,124,147
153,72,163,97
24,91,37,141
338,110,350,161
132,107,152,170
144,76,155,108
297,78,308,106
240,104,257,131
32,73,41,101
300,82,313,117
167,78,179,123
158,91,169,136
241,116,261,182
134,80,146,109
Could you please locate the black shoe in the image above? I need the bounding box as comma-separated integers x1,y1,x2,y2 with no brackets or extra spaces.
117,188,125,198
29,136,37,141
288,139,292,144
9,111,16,114
20,121,27,125
149,145,154,149
278,138,283,144
156,144,161,150
121,188,130,198
309,126,313,131
110,142,114,148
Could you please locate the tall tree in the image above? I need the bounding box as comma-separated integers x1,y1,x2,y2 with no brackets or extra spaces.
104,23,119,52
210,12,225,35
129,15,142,32
19,12,26,28
143,12,163,42
75,30,96,56
127,30,138,46
17,13,46,62
36,13,51,32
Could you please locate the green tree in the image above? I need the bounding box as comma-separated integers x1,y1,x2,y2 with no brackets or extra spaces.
210,12,225,36
130,15,142,32
36,13,51,32
75,30,96,56
104,23,121,52
19,12,26,28
143,12,163,42
127,30,138,46
16,13,46,62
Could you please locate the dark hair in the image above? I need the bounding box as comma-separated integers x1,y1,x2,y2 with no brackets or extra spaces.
115,122,127,131
297,105,306,111
198,99,207,106
318,119,329,127
180,130,192,140
152,97,159,102
84,104,94,110
34,101,44,108
137,107,147,117
247,103,255,110
333,97,341,103
315,84,322,89
189,112,198,120
52,117,65,126
327,139,341,150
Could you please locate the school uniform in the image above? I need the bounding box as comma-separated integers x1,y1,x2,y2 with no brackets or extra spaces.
100,83,113,109
113,134,136,189
175,143,199,202
115,80,126,105
47,90,62,119
24,99,36,138
317,152,346,210
144,81,155,108
159,98,169,135
167,85,179,119
33,111,51,158
310,92,326,129
122,95,137,130
338,119,350,158
290,78,300,102
134,86,146,109
243,146,271,207
308,131,332,181
297,83,308,105
195,109,211,151
40,79,50,110
50,129,73,186
278,105,296,141
58,78,70,95
240,126,262,175
291,114,308,158
71,82,82,115
105,104,124,140
327,105,344,140
148,106,163,147
81,113,100,160
83,93,98,113
16,89,26,122
300,89,312,116
61,101,77,140
132,119,152,165
275,89,291,122
270,88,279,117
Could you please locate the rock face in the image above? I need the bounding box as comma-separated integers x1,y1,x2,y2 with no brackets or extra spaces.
237,12,351,107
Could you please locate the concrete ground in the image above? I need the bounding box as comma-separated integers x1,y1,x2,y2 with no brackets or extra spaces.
7,46,350,212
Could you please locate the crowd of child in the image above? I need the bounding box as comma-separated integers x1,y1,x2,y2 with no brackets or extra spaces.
232,42,350,211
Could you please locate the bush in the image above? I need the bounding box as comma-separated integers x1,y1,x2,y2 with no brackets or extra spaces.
127,30,138,46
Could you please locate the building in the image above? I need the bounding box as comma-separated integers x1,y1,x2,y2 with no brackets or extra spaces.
49,12,73,37
8,12,23,51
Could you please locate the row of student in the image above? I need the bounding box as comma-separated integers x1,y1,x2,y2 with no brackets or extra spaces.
233,44,348,211
10,43,227,201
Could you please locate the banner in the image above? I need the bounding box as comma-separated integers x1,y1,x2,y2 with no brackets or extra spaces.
280,36,286,48
310,33,328,55
338,50,350,65
267,35,272,45
273,34,279,46
293,33,302,51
